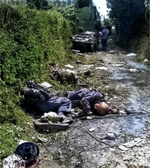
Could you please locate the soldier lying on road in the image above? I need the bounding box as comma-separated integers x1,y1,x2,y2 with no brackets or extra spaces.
23,84,72,119
64,88,118,117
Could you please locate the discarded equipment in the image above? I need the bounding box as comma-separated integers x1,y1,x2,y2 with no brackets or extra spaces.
3,142,39,168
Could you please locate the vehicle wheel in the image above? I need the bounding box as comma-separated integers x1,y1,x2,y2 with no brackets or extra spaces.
81,44,87,53
91,44,94,52
94,44,97,51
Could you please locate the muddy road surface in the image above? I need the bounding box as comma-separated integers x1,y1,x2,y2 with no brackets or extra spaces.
37,41,150,168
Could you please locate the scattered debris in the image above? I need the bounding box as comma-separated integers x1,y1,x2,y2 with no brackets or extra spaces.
89,127,95,132
108,50,116,54
72,49,80,54
42,112,58,118
95,67,108,70
34,120,69,131
65,64,74,69
143,58,148,63
111,63,124,67
61,69,77,74
34,112,71,131
50,64,78,84
86,116,92,120
128,68,139,72
84,70,91,76
76,60,82,64
38,82,53,90
127,53,136,57
118,145,128,151
107,132,116,140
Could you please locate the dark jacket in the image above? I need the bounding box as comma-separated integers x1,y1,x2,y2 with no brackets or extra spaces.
23,86,71,114
101,28,108,40
65,89,105,113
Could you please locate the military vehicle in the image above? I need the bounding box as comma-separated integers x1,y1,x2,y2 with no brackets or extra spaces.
72,31,99,52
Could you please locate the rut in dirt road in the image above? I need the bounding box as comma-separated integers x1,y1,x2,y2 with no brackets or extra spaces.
37,43,150,168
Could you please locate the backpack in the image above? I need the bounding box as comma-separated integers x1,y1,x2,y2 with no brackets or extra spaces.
27,81,50,99
27,81,59,100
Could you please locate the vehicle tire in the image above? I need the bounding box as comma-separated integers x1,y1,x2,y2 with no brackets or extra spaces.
91,44,94,52
94,44,97,51
81,44,87,53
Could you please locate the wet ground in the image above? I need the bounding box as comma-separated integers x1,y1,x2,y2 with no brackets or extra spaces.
37,39,150,168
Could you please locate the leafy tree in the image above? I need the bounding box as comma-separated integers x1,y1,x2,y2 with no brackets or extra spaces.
76,6,93,32
106,0,147,47
57,3,98,34
57,5,78,34
103,18,112,26
75,0,90,8
95,20,101,32
26,0,48,9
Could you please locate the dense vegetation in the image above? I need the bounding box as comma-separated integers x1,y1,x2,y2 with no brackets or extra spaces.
56,1,100,34
0,0,149,163
106,0,150,60
0,1,100,160
0,3,73,160
57,5,78,34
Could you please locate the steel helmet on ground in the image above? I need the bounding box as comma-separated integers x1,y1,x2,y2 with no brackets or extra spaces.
15,142,39,167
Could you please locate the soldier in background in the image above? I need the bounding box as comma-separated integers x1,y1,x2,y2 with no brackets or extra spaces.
100,25,109,51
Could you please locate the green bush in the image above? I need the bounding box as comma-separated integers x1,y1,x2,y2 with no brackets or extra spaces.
0,4,72,86
0,4,72,159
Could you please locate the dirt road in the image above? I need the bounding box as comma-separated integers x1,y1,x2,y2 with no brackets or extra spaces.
36,39,150,168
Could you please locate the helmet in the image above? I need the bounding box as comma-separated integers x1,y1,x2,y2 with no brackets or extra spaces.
94,102,109,115
27,81,36,88
15,142,39,167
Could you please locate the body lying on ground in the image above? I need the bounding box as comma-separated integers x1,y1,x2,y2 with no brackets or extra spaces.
23,86,71,118
64,88,117,117
23,81,117,119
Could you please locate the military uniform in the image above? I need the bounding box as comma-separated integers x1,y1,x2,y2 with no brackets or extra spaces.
65,89,105,114
23,86,71,115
